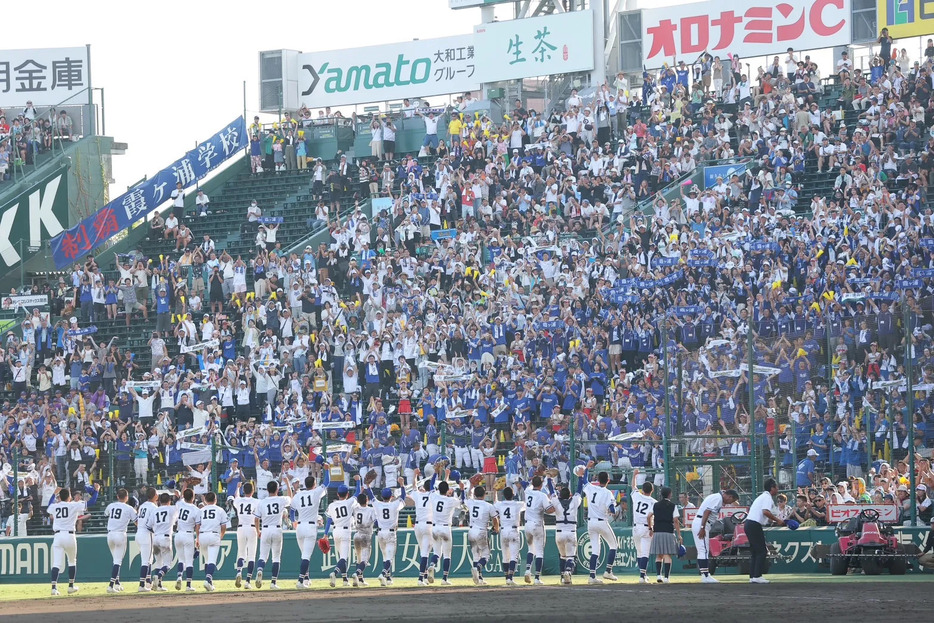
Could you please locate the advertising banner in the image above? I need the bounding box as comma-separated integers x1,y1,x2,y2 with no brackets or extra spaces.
297,36,479,109
703,163,747,188
0,168,68,269
641,0,851,68
877,0,934,38
49,117,247,269
0,46,89,109
826,503,900,523
473,11,595,83
683,506,749,525
0,294,48,310
0,526,927,583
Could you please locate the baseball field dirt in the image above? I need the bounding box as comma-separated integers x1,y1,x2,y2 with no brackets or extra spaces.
0,575,930,622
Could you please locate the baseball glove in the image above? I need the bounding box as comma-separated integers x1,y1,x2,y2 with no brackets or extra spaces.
493,476,507,491
364,469,378,486
469,473,484,487
544,468,559,478
535,465,546,477
318,537,331,554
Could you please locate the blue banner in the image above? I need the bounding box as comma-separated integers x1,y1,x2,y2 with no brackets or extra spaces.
687,259,719,268
919,239,934,249
50,117,248,268
67,325,97,336
431,229,458,241
703,163,746,189
258,217,283,224
653,257,680,267
670,306,703,316
748,241,780,252
895,279,923,290
914,268,934,278
533,320,565,331
869,292,900,301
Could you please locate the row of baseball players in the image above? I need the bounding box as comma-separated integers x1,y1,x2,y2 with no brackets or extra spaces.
45,462,737,594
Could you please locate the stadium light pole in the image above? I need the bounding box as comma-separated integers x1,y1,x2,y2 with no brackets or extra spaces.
747,327,758,496
662,320,671,486
12,447,19,537
903,297,917,524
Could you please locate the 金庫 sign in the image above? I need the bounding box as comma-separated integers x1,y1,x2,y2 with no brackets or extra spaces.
473,11,595,83
0,47,89,109
297,36,479,108
641,0,851,68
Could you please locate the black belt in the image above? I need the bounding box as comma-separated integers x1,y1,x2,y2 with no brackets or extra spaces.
202,531,218,534
338,526,350,530
238,525,255,529
381,528,395,532
159,534,171,538
264,525,282,529
56,530,75,534
180,530,194,533
416,521,433,525
556,521,576,525
436,523,450,528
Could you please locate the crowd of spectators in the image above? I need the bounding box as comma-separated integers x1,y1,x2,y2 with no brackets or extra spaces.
2,42,934,541
0,102,75,182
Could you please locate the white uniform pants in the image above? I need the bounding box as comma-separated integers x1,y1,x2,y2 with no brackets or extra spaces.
296,524,318,561
414,523,433,558
469,448,484,471
107,532,127,565
152,534,173,569
52,531,77,569
333,526,352,561
500,527,520,565
175,532,196,568
631,524,650,558
454,446,470,470
354,530,373,566
525,523,545,557
431,524,453,559
383,465,399,485
259,528,283,563
200,532,222,567
556,529,577,559
377,528,398,570
467,526,490,561
691,519,709,560
135,531,153,569
237,527,258,563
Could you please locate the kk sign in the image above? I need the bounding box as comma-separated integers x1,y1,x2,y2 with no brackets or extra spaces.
641,0,851,68
878,0,934,37
0,168,68,269
473,10,595,83
297,36,479,108
0,46,89,109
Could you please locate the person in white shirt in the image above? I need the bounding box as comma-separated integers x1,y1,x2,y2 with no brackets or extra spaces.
407,468,438,586
135,487,159,591
429,478,466,586
350,490,377,586
584,466,621,584
195,189,210,217
691,488,740,583
494,486,524,586
289,468,330,589
253,479,292,590
464,484,498,586
198,491,230,591
47,487,87,595
522,475,555,585
150,492,179,591
372,481,407,585
745,478,785,583
170,182,185,220
325,483,360,588
173,487,201,591
231,482,259,588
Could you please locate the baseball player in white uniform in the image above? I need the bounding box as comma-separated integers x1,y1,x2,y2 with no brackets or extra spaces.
630,468,655,583
47,487,86,595
254,479,293,589
135,487,159,592
352,491,376,586
408,469,438,585
104,488,137,593
198,491,230,591
373,480,407,585
550,475,583,584
429,478,466,585
173,487,201,591
150,492,179,591
326,482,360,587
522,475,554,585
691,488,739,583
290,471,330,588
493,487,523,585
465,485,498,586
231,482,259,588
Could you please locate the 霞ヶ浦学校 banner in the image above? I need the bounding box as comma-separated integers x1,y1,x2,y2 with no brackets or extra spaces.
49,117,247,269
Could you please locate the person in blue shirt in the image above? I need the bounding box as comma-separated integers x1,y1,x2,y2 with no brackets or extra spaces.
222,458,243,499
796,449,818,488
